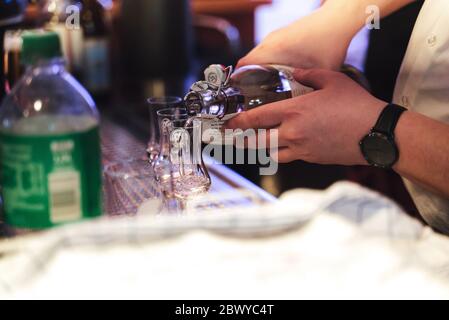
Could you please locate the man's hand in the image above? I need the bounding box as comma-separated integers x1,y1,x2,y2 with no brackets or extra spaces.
237,7,354,70
226,69,386,165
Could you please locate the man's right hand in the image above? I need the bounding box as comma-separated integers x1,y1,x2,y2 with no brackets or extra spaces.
237,0,416,70
237,5,356,70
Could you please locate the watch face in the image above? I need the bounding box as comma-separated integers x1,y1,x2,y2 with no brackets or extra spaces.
360,132,398,168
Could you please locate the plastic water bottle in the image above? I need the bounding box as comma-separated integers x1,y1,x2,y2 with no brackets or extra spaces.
0,30,102,229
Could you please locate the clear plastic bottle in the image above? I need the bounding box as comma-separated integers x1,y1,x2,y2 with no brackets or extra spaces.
0,30,102,229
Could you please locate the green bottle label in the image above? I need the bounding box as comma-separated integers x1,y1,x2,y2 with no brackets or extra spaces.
0,126,102,229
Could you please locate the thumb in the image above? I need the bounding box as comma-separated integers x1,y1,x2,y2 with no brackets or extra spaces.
236,57,248,69
236,54,255,69
293,68,335,90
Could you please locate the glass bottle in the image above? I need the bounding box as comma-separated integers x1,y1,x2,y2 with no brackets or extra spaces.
0,30,102,229
184,64,313,143
80,0,111,96
0,0,26,101
184,64,313,119
3,30,25,94
185,64,369,143
43,0,85,77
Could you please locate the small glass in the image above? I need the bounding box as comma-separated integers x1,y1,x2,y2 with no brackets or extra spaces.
153,108,211,200
147,96,184,163
153,108,189,187
103,158,158,215
170,118,211,199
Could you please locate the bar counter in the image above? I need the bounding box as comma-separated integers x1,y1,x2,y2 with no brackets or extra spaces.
0,114,276,238
100,117,276,204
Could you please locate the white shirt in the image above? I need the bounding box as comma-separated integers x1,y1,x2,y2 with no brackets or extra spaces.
393,0,449,233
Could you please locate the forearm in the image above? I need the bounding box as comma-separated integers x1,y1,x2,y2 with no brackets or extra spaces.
317,0,417,41
394,112,449,198
322,0,416,18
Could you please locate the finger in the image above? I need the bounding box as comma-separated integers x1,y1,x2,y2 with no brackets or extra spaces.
270,147,296,163
232,128,282,150
236,57,249,69
293,68,337,90
236,53,271,69
225,102,286,130
236,53,258,68
260,127,292,149
254,128,284,150
231,128,258,150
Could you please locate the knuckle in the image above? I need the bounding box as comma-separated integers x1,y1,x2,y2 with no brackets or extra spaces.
229,112,249,129
300,69,316,79
278,151,295,163
277,155,289,163
332,70,348,82
284,104,303,118
249,112,263,128
283,127,303,143
309,68,326,77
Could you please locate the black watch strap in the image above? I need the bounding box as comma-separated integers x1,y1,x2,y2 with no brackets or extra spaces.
373,104,407,135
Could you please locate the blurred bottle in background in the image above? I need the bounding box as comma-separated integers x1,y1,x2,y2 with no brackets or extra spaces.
43,0,84,78
0,30,102,230
3,1,50,97
3,0,113,100
1,0,26,102
3,30,24,93
80,0,111,97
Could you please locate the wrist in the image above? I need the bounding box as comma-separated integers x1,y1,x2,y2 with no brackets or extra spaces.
359,103,408,168
353,100,386,166
392,110,418,173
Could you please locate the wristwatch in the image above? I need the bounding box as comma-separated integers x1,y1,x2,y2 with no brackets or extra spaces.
360,104,407,169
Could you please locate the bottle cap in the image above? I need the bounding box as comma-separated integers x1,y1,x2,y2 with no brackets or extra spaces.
21,30,63,65
204,64,227,87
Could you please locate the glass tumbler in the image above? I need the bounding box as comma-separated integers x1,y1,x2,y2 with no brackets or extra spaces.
147,96,184,163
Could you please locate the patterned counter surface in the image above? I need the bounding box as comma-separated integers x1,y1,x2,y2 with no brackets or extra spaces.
101,119,276,203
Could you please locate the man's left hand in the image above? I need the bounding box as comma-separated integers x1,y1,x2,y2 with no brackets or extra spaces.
226,69,387,165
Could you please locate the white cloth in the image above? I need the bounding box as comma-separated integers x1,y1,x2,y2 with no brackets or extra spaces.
1,182,449,300
393,0,449,234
